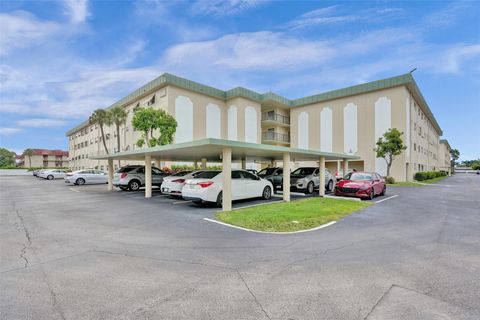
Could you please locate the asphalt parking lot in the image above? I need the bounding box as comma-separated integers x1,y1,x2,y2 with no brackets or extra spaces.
1,174,479,319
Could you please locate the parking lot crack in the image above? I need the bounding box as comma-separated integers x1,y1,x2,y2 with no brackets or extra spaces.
236,269,272,320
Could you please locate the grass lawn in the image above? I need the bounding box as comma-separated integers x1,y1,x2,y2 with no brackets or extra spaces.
216,198,372,232
388,175,449,186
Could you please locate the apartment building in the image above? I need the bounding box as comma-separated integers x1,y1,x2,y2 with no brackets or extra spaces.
20,149,69,168
66,72,447,181
438,139,452,173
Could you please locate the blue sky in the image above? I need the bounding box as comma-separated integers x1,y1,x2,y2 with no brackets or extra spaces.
0,0,479,160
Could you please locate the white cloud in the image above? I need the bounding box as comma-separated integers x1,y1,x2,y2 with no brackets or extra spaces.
286,5,357,30
0,11,59,56
163,31,335,71
190,0,265,16
63,0,90,23
0,128,22,135
16,118,69,128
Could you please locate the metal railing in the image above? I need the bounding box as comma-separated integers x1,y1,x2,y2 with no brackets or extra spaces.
262,131,290,143
261,112,290,125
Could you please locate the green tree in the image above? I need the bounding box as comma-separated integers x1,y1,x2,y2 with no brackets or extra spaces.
23,148,34,167
132,107,177,148
450,148,460,172
0,147,16,167
107,106,128,152
375,128,407,177
89,109,110,155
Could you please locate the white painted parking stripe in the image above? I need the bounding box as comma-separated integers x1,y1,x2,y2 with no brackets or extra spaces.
375,195,398,203
173,200,192,205
203,218,336,234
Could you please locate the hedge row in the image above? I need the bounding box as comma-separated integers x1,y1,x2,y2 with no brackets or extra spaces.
414,170,448,181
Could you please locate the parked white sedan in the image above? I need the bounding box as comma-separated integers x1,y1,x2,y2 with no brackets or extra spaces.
64,169,108,185
182,170,273,206
39,169,69,180
161,170,205,197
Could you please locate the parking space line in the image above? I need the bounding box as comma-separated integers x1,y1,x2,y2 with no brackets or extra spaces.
173,200,192,205
375,195,398,203
69,188,80,192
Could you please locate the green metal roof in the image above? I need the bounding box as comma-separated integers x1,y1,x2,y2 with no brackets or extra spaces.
90,138,360,162
66,72,442,136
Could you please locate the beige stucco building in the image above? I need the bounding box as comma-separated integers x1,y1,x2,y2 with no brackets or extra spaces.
19,149,69,168
66,73,449,181
438,139,452,173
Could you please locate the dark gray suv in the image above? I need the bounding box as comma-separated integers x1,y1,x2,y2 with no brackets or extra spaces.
257,167,283,192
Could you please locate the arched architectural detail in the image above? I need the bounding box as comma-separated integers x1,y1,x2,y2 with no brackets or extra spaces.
298,111,309,149
175,96,193,143
206,103,221,139
227,105,237,141
343,103,358,154
320,107,332,152
375,97,392,175
244,106,258,143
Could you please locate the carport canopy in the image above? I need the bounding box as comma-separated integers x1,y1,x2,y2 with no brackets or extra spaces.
92,138,359,211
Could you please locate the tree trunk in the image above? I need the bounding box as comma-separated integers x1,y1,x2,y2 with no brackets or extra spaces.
116,124,121,167
100,124,109,155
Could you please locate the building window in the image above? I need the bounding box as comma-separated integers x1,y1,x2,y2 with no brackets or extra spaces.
147,95,155,106
414,143,416,151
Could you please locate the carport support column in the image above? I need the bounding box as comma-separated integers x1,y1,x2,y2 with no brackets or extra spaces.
194,160,198,170
107,159,113,191
319,156,325,197
241,159,246,170
201,158,207,170
343,158,348,177
154,159,161,169
145,155,152,198
283,152,290,202
222,148,232,211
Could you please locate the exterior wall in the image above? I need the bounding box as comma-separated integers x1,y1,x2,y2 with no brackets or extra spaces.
23,155,69,168
290,86,410,181
438,142,451,173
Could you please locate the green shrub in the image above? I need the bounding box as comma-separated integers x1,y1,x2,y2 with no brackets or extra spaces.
414,171,446,181
0,165,21,169
385,176,395,184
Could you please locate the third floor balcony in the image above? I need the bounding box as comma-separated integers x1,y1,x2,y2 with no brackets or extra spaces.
262,131,290,145
261,111,290,126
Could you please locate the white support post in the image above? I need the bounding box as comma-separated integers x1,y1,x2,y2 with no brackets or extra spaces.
154,159,161,169
194,160,198,170
145,155,152,198
343,158,348,177
201,158,207,170
319,156,325,197
107,159,113,191
337,160,341,175
241,159,247,170
283,152,291,202
222,148,232,211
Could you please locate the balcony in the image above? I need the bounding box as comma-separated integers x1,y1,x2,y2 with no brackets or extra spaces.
262,131,290,145
261,112,290,126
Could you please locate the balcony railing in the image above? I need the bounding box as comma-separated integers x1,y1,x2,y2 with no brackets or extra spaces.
261,112,290,125
262,131,290,143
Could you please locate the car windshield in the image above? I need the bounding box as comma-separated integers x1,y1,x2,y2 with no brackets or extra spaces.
194,171,221,179
345,173,373,181
258,168,277,175
171,171,191,176
292,168,316,175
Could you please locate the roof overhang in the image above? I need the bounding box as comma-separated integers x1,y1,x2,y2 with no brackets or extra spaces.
91,138,360,162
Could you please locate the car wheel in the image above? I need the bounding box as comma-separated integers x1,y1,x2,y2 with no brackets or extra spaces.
76,178,85,185
327,180,334,192
306,181,314,194
369,188,375,200
47,175,54,180
128,180,141,191
380,185,386,196
262,186,272,200
216,191,223,207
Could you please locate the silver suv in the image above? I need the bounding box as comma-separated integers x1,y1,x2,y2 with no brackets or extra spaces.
113,165,168,191
290,167,335,194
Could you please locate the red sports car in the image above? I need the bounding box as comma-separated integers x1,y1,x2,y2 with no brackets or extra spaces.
334,172,386,200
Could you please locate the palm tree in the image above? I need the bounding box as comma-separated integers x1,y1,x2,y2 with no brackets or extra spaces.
107,106,128,166
89,109,110,155
23,148,34,168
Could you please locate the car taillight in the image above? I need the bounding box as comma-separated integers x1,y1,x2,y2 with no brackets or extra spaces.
120,172,128,179
172,179,185,184
198,181,214,188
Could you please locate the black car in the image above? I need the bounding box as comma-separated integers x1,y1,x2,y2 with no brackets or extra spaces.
257,167,283,192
